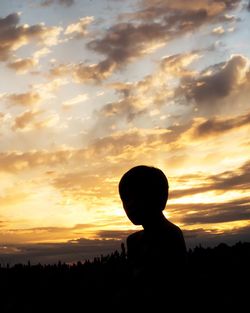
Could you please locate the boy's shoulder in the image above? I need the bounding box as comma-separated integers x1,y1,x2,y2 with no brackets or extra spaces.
127,230,144,244
127,230,144,239
164,220,183,235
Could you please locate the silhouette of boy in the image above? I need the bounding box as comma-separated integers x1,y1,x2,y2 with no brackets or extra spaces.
119,165,187,282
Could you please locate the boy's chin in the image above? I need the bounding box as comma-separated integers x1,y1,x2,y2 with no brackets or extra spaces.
129,218,142,226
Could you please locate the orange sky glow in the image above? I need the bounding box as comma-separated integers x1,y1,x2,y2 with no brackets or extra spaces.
0,0,249,263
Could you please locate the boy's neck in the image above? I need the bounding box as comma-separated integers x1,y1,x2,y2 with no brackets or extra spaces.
142,211,168,231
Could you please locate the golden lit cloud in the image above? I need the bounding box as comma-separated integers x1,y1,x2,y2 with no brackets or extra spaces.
64,16,94,39
63,93,89,108
7,48,51,74
5,91,41,107
12,110,43,131
7,58,38,74
212,25,225,35
0,13,62,62
192,112,250,138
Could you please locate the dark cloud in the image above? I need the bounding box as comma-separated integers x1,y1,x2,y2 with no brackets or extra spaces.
97,230,132,240
1,226,250,264
179,55,249,107
0,238,123,265
171,160,250,199
86,0,241,73
183,225,250,248
87,22,168,69
135,0,240,20
193,111,250,138
169,197,250,224
48,0,241,84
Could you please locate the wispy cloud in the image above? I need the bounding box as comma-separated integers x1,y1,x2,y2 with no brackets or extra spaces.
171,160,250,199
193,111,250,138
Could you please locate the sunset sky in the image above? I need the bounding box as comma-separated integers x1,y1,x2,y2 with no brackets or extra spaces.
0,0,250,264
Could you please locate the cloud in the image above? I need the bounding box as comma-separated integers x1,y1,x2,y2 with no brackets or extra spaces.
12,110,60,131
0,13,62,62
169,197,250,225
0,224,96,244
212,25,225,35
131,0,239,21
97,230,132,240
12,110,43,131
179,55,249,109
50,51,200,90
86,0,241,72
7,48,51,74
0,149,82,173
31,77,69,102
171,160,250,199
160,53,200,78
87,22,168,69
193,111,250,138
64,16,94,39
98,96,148,123
89,127,172,158
51,127,172,201
0,238,123,264
1,225,250,264
96,52,199,126
49,0,241,84
52,171,110,199
50,59,116,83
183,225,250,248
63,93,89,109
7,58,38,73
5,91,41,107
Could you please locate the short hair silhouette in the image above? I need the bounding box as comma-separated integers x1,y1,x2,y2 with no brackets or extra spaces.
119,165,186,274
119,165,169,225
119,165,187,307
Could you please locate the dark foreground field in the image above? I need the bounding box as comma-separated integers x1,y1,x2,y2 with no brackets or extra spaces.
1,242,249,312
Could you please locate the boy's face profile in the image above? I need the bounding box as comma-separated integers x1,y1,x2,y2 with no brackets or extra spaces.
121,190,152,225
119,165,169,225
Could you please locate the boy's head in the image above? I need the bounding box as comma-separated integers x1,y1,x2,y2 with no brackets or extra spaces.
119,165,169,225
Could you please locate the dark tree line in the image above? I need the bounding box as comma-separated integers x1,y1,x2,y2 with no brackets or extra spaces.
0,241,249,312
